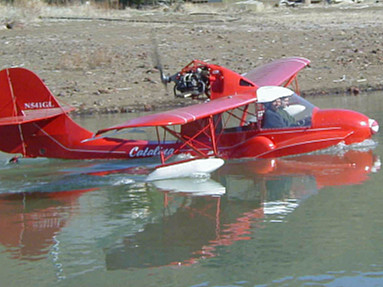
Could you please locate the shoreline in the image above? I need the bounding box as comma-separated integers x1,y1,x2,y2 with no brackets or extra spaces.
1,2,383,115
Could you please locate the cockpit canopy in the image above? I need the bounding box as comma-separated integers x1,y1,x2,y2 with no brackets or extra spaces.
283,93,315,123
255,86,315,128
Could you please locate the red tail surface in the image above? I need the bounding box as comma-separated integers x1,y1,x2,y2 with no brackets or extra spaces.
0,68,157,160
0,68,63,117
0,68,92,158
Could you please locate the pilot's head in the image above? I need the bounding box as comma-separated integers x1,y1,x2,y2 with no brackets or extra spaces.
257,86,293,111
280,96,291,108
265,98,281,111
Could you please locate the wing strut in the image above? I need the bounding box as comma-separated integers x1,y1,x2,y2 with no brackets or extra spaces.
162,125,210,160
282,72,301,95
155,126,166,164
208,116,218,156
158,117,220,163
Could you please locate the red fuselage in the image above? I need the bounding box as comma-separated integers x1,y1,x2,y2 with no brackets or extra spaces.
3,107,373,161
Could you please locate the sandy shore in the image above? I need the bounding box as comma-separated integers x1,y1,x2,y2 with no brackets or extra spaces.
1,1,383,114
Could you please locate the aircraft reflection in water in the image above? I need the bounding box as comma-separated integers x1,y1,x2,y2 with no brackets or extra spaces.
0,149,380,271
105,149,381,269
0,189,92,261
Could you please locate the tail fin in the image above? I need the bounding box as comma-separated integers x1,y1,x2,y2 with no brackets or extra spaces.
0,68,86,157
0,67,133,160
0,68,73,122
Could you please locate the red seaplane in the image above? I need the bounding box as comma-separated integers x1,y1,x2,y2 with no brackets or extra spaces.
0,57,379,180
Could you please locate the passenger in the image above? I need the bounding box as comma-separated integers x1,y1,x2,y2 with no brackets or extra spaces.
245,116,258,128
262,98,288,129
277,96,297,126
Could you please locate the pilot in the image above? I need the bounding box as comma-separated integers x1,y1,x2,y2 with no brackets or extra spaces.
257,86,297,129
277,96,297,126
262,98,288,129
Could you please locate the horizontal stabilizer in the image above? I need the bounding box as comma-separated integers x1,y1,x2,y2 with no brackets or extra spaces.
0,105,74,126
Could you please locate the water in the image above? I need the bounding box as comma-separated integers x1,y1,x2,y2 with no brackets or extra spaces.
1,92,383,287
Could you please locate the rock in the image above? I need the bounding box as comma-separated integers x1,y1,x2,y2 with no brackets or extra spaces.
348,86,360,95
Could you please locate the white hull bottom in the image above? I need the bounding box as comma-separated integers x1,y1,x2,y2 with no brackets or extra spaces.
146,158,225,182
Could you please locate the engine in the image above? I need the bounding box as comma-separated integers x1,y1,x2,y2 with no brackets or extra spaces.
167,63,211,99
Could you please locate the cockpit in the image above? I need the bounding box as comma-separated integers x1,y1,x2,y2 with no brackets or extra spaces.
255,86,314,129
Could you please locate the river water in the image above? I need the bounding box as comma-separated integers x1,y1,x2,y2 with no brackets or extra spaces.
1,92,383,287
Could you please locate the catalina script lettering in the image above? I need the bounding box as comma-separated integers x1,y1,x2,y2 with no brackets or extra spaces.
129,146,175,158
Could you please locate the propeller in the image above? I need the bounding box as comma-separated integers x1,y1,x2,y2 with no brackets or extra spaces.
151,36,171,95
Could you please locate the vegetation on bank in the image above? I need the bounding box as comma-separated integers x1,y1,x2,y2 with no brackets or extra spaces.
0,0,240,28
0,0,163,28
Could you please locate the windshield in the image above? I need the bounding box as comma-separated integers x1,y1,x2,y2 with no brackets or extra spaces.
259,93,316,129
286,93,316,122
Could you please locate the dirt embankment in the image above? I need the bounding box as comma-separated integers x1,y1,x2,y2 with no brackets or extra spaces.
1,2,383,114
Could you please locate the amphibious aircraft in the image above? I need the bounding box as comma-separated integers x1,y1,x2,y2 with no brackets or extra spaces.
0,57,379,179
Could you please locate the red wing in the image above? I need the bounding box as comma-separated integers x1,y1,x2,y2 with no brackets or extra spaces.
243,57,310,87
96,93,257,135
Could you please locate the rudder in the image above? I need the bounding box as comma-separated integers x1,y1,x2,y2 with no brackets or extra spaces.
0,68,80,158
0,68,62,118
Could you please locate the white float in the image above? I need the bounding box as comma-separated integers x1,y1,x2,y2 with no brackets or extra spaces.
145,158,225,182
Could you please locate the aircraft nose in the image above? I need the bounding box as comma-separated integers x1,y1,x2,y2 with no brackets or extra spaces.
368,118,379,134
